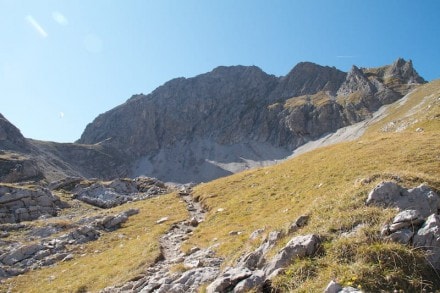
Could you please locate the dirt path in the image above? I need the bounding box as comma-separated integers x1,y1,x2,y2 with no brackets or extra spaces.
102,188,220,293
158,189,206,261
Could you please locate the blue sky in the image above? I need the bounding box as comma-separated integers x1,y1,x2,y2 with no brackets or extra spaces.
1,0,439,142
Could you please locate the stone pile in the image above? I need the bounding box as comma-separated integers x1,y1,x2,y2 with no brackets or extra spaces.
0,209,138,279
72,177,167,208
0,185,68,224
206,233,320,293
367,181,440,269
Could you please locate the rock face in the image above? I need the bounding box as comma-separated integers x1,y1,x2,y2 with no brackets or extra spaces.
0,155,43,183
77,58,424,183
0,185,68,223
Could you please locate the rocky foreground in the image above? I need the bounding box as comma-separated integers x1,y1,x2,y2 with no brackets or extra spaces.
1,176,440,293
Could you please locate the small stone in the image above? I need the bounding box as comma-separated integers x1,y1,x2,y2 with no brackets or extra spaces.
249,228,264,240
189,246,200,254
156,217,169,224
324,280,343,293
217,208,225,212
62,254,74,262
189,217,199,227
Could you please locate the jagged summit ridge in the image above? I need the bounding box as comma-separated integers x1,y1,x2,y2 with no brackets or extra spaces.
75,58,425,183
385,58,425,83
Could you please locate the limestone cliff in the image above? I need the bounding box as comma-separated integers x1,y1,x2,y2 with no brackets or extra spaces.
76,58,424,183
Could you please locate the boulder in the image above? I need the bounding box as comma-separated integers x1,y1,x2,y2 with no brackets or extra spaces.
233,270,265,293
288,214,309,234
0,243,44,266
206,267,253,293
170,267,220,292
264,234,320,277
366,182,440,218
412,214,440,270
237,230,283,270
388,228,414,244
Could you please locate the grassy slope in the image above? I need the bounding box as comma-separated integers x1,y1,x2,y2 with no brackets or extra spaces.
184,80,440,291
2,80,439,292
2,193,188,293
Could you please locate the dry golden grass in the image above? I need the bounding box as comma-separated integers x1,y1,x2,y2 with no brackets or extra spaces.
284,91,333,109
185,80,440,291
1,193,188,293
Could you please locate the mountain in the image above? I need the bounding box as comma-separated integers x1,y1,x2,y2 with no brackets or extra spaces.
2,76,439,293
77,58,424,183
0,58,425,184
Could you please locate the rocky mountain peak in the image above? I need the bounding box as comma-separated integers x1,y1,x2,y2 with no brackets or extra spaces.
385,58,425,84
269,62,346,100
336,65,376,97
73,59,426,183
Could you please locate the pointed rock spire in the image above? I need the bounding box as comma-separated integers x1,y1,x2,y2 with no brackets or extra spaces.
336,65,376,96
385,58,425,84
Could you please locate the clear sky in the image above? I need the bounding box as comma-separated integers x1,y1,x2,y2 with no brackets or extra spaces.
1,0,439,143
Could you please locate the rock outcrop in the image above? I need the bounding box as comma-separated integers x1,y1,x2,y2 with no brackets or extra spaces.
205,233,321,293
0,209,138,279
0,154,43,183
64,177,167,208
0,184,68,224
367,181,440,270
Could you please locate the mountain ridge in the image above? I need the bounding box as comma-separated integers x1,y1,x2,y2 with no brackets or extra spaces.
77,58,424,182
0,58,425,183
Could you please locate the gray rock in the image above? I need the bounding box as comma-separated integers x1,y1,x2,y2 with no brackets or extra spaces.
264,234,320,277
249,228,264,240
48,177,83,191
206,267,252,293
237,230,283,270
413,214,440,270
156,217,169,224
324,280,343,293
288,214,309,234
388,228,414,244
171,267,220,292
366,182,439,218
389,209,424,233
0,185,67,224
233,270,265,293
324,280,362,293
0,243,44,265
73,178,167,208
